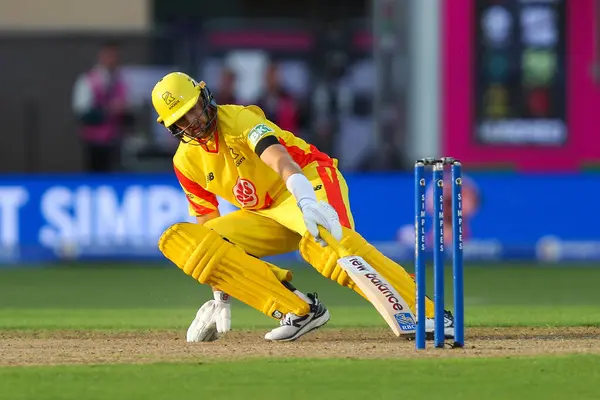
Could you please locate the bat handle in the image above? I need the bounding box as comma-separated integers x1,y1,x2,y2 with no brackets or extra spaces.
317,226,351,258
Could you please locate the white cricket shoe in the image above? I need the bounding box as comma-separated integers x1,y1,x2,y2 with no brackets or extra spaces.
425,310,455,340
264,293,330,342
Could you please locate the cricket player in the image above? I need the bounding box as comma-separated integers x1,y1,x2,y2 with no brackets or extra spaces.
152,72,455,342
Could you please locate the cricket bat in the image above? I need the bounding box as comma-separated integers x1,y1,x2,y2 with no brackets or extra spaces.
317,227,417,337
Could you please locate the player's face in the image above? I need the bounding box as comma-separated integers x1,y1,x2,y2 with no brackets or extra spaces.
173,98,216,143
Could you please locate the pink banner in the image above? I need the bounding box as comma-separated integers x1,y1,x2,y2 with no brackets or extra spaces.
442,0,600,171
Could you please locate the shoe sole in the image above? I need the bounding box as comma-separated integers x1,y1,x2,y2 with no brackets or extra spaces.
266,310,331,342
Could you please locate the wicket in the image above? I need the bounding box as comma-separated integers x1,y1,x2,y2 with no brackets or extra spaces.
414,157,464,350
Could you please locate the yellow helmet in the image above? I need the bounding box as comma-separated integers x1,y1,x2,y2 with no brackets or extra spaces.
151,72,218,142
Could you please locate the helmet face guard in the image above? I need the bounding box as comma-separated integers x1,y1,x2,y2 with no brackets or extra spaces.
168,83,218,145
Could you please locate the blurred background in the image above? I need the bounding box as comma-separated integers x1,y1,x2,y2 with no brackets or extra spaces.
1,0,600,267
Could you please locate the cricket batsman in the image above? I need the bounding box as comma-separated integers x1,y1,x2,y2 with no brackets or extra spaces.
152,72,455,342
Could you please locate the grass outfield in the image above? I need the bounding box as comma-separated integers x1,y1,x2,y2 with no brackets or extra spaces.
1,262,600,399
3,356,600,400
1,263,600,330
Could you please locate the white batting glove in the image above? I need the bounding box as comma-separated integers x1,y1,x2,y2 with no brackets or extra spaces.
299,199,343,246
186,291,231,342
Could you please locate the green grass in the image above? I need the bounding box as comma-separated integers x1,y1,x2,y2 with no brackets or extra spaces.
2,262,600,400
1,263,600,330
2,356,600,400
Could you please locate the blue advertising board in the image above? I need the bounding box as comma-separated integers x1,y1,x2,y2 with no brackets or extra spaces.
0,172,598,265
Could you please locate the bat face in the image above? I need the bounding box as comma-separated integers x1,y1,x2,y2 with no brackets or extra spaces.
337,255,416,336
315,226,417,338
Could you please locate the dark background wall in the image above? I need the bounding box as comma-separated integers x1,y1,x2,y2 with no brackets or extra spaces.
0,33,174,173
0,0,369,173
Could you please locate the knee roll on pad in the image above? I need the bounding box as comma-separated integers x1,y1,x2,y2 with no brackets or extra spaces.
299,230,367,300
158,222,309,319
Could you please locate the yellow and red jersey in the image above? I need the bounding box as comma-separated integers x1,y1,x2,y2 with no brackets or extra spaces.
173,104,338,216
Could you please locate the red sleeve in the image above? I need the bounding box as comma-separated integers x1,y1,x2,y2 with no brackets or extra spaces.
173,165,219,216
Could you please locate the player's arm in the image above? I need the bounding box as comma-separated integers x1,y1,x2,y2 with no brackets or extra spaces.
259,142,303,182
254,135,319,212
245,118,341,243
240,109,316,210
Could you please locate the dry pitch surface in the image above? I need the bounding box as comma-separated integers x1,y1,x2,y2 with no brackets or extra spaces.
2,327,600,367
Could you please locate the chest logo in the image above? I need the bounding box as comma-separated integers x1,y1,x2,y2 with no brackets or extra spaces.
233,178,258,207
229,147,246,167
